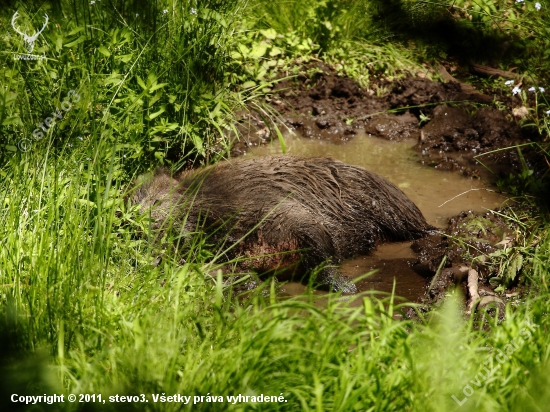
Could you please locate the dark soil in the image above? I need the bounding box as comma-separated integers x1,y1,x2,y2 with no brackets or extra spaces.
409,208,525,312
231,61,546,179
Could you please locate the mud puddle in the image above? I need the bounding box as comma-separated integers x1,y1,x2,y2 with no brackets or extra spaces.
339,242,425,303
248,132,507,301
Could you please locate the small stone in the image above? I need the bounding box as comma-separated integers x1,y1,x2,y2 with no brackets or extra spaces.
512,106,529,119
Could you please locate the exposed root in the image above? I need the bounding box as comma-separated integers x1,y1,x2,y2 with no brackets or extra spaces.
478,295,505,311
466,268,480,315
465,269,506,315
470,63,521,80
437,64,492,103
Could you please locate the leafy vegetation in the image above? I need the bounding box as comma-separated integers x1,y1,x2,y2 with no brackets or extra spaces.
1,0,252,173
1,0,550,411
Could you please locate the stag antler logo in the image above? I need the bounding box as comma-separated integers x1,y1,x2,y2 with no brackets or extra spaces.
11,11,49,53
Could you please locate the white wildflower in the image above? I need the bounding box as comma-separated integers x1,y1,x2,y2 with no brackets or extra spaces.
512,86,521,95
528,87,536,92
163,9,168,14
535,2,541,10
546,110,550,115
90,0,95,4
540,87,545,93
505,80,514,85
191,8,197,14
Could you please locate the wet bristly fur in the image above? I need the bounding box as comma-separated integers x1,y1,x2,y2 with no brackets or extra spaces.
132,155,434,293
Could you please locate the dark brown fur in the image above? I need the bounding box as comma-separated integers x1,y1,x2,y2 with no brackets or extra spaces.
132,155,434,292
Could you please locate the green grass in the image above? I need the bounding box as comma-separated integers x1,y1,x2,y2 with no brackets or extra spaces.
1,153,549,411
2,0,550,411
1,0,251,172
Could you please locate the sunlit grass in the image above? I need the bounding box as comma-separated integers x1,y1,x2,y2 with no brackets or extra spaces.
1,0,550,411
1,147,550,411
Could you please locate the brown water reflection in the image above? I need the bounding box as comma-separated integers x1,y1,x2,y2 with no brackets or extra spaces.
248,132,507,301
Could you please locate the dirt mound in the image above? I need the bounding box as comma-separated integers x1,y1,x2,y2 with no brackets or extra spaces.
231,62,545,179
408,208,527,316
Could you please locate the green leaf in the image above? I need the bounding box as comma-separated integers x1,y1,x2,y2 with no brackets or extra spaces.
2,116,22,126
489,277,501,287
68,26,85,36
238,44,250,56
64,35,86,48
274,123,286,154
210,102,222,118
249,43,268,59
260,28,278,40
54,35,63,51
78,199,97,208
269,46,283,57
149,82,168,93
97,46,111,57
191,134,205,156
115,54,133,63
256,69,267,80
241,81,256,89
148,93,162,108
136,75,147,91
146,106,165,120
506,253,523,282
104,73,123,87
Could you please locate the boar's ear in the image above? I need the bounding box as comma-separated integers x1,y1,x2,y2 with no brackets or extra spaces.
154,167,172,177
124,170,154,205
124,168,178,205
134,167,172,185
125,169,161,204
135,170,155,186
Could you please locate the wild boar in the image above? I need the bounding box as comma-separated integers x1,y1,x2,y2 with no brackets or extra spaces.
132,155,434,293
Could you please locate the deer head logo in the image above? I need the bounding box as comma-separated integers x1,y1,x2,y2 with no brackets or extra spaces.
11,11,49,53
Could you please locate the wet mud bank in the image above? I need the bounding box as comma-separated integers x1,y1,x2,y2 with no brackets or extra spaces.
230,61,544,311
232,62,545,179
408,208,526,317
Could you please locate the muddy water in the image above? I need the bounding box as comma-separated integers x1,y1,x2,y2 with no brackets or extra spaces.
247,132,507,302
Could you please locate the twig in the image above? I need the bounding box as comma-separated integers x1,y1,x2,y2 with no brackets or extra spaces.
438,188,496,208
470,63,521,80
437,64,492,103
466,268,480,315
